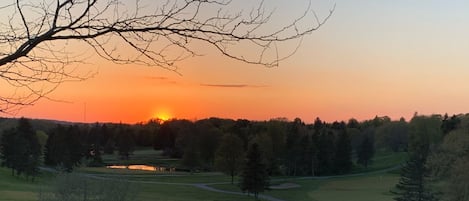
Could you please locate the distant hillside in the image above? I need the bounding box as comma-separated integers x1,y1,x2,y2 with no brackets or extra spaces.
0,117,76,135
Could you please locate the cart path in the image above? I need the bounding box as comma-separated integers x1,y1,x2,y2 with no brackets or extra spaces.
40,164,402,201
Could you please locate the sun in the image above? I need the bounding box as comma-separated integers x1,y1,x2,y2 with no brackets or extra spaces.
153,111,172,122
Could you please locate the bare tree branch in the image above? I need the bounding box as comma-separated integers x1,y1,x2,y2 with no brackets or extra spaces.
0,0,334,113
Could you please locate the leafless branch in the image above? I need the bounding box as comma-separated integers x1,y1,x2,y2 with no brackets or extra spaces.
0,0,334,113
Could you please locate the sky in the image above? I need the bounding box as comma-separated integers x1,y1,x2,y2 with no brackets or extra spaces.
8,0,469,123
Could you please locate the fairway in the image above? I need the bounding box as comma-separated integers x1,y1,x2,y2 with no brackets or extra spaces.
0,146,405,201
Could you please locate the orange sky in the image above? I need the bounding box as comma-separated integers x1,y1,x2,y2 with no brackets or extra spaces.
7,0,469,123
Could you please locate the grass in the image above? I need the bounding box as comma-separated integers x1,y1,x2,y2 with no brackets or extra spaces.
0,167,55,201
0,148,407,201
211,173,399,201
351,150,407,173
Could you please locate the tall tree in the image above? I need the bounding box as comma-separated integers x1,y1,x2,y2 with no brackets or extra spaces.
392,154,439,201
317,131,335,175
240,143,270,200
334,130,352,174
214,134,244,184
0,118,41,180
44,125,83,172
0,128,22,175
357,134,375,168
392,115,442,201
116,126,135,160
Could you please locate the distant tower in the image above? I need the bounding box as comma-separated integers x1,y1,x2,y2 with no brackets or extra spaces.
84,102,87,123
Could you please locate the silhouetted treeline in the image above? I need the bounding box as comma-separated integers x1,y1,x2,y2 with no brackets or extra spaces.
1,113,464,177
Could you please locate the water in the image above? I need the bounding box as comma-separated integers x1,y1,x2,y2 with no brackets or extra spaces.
106,164,175,172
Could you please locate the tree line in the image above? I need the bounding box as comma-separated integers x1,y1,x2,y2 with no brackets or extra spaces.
1,115,410,177
3,113,468,201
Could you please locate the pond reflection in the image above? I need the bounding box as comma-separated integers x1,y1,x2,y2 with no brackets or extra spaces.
107,164,175,172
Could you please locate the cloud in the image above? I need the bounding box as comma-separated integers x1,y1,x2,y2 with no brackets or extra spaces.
200,84,269,88
144,76,169,80
143,76,178,85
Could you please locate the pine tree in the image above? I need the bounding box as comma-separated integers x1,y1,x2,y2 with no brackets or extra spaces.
1,118,41,180
0,129,21,175
17,118,41,181
239,143,269,200
392,154,439,201
334,131,352,174
45,125,84,172
357,134,375,168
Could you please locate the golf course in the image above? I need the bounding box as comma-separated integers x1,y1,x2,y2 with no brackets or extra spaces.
0,148,405,201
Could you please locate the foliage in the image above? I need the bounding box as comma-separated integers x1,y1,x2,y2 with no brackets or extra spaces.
0,118,41,181
239,143,269,200
116,126,135,160
334,130,353,174
392,154,439,201
357,134,375,168
38,173,137,201
215,134,244,184
392,116,442,201
44,125,83,172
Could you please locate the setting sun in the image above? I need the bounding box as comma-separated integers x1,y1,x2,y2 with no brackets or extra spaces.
153,110,172,122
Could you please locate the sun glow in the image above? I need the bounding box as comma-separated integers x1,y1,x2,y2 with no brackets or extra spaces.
153,110,172,122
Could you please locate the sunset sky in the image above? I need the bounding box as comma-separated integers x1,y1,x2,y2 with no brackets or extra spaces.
10,0,469,123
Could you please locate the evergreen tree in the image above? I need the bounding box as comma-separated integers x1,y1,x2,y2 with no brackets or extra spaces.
298,134,313,175
0,129,21,175
116,127,135,160
215,134,244,184
239,143,269,200
0,118,41,180
392,154,439,201
357,134,375,168
45,125,83,172
393,115,441,201
317,131,334,175
334,130,352,174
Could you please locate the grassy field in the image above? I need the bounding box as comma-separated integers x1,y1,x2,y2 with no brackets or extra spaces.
0,149,406,201
211,173,399,201
0,168,54,201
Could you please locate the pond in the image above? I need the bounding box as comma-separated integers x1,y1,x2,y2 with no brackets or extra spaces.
106,164,175,172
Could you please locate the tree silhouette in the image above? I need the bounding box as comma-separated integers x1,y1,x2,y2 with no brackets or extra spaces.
239,143,269,200
0,118,41,180
215,134,244,184
0,0,334,113
357,134,375,168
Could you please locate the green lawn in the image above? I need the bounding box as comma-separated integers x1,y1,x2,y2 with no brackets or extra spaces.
351,150,407,173
211,173,399,201
0,167,54,201
0,149,406,201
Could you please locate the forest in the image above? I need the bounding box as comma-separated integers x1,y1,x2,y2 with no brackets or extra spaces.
0,113,467,201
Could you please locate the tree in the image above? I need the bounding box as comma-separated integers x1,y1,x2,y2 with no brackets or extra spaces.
0,0,334,113
181,141,200,173
0,128,22,175
44,125,83,172
357,134,375,168
392,115,442,201
392,154,439,201
0,118,41,180
116,126,135,160
334,130,352,174
214,134,244,184
239,143,269,200
317,131,335,175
